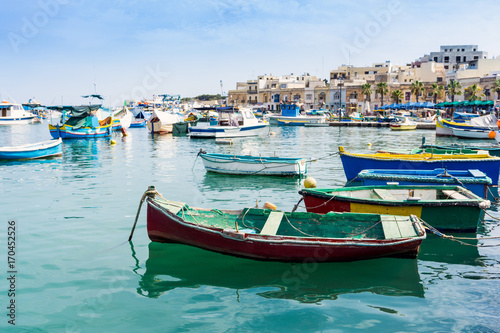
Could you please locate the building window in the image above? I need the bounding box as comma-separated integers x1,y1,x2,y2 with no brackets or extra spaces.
444,65,448,69
364,71,369,74
473,48,476,51
474,56,479,60
444,56,449,63
434,57,438,62
456,56,461,62
457,48,459,51
463,56,466,62
462,49,465,51
444,49,447,52
437,77,443,82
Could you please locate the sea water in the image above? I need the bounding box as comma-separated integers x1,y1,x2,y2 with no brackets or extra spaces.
1,123,499,332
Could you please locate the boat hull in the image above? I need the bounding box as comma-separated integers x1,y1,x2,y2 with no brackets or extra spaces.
390,124,417,131
0,138,62,160
268,115,325,126
188,124,269,138
339,152,500,185
452,128,493,139
130,119,147,127
299,186,487,232
0,116,36,125
200,153,307,176
146,198,424,262
48,124,112,139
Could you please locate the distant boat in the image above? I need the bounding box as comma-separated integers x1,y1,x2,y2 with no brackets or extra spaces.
147,109,183,134
0,101,35,124
198,151,307,176
48,105,113,139
188,107,268,138
436,114,497,137
267,104,326,126
390,118,417,131
355,168,492,198
299,185,490,232
145,190,426,261
0,138,62,160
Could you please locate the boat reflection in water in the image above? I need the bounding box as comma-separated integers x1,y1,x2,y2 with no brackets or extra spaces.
133,242,424,302
418,234,484,267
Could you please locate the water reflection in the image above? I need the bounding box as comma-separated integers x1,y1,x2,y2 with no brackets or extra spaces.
133,242,424,302
419,234,484,266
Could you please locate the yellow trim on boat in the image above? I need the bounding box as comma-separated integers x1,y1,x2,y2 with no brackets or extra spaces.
350,202,423,217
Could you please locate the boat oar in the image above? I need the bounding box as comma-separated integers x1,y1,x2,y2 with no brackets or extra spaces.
128,185,158,241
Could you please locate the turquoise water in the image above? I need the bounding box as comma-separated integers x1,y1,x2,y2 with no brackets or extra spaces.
1,123,500,332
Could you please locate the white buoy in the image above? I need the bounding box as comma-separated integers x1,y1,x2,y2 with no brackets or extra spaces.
304,176,317,188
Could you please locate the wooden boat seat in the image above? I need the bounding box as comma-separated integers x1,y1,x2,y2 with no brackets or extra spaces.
260,211,284,236
442,190,469,200
373,188,396,200
380,215,417,239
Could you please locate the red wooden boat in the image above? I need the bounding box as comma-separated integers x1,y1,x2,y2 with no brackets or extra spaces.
145,189,426,262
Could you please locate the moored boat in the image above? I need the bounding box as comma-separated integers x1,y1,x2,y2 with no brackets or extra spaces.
436,114,498,137
267,104,326,126
0,101,35,124
188,107,269,138
452,127,493,139
355,168,492,198
147,109,183,134
389,118,417,131
338,146,500,185
299,185,490,232
48,105,113,139
145,189,426,261
0,138,62,160
198,151,307,176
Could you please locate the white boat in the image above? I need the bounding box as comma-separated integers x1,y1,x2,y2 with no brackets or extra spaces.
452,127,495,139
188,107,269,138
267,104,326,126
0,101,35,124
436,114,497,137
113,107,133,130
147,109,183,134
199,151,307,176
0,138,62,160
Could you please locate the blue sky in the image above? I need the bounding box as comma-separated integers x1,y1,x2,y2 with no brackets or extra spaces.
2,0,500,106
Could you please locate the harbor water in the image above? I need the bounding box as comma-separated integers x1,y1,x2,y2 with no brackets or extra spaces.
1,123,500,332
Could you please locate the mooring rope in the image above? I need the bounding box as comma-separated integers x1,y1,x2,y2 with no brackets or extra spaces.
419,218,500,247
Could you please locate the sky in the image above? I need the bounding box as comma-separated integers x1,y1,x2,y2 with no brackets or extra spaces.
1,0,500,106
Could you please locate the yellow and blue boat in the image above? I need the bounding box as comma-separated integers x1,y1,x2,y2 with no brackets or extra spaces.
338,146,500,185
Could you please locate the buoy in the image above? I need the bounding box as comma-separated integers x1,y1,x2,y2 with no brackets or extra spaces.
269,131,276,136
497,119,500,128
489,131,496,139
304,176,317,188
110,139,116,145
263,202,277,210
121,127,128,137
367,142,372,146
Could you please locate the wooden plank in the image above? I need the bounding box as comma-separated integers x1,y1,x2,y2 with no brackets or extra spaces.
380,215,402,239
469,169,484,178
442,190,469,200
373,188,396,200
396,220,417,238
261,211,284,236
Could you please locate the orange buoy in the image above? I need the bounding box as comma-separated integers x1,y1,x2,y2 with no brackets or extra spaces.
489,131,496,139
263,202,277,210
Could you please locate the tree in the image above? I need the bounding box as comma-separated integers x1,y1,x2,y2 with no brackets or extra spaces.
361,83,372,102
491,79,500,100
447,80,462,117
431,83,445,104
410,80,425,103
446,80,462,103
375,82,389,106
391,89,403,104
465,84,484,101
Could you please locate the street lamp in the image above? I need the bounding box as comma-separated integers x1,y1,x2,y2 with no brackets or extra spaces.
337,78,344,121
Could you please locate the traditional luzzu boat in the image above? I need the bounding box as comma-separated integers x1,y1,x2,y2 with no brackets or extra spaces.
436,114,498,136
355,168,492,198
0,101,35,124
188,107,269,138
0,138,62,160
338,146,500,186
389,118,417,131
451,127,494,139
143,188,426,261
298,185,490,232
267,103,326,126
198,150,307,177
48,105,113,139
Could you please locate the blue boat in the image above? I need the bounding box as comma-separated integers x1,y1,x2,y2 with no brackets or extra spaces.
48,105,113,139
338,146,500,186
355,168,492,198
0,138,62,160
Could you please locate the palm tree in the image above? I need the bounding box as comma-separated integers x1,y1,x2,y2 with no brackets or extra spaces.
465,84,484,101
391,89,403,104
361,83,372,102
431,83,445,104
491,79,500,100
375,82,389,106
410,80,425,103
447,80,462,117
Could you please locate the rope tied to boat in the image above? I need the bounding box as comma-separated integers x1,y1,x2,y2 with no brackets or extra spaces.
419,218,500,247
128,186,164,241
